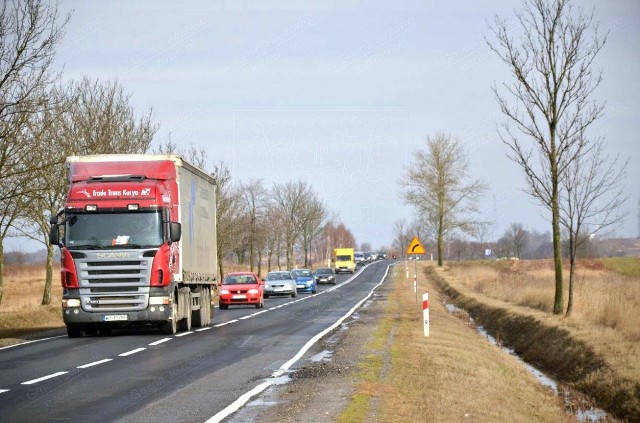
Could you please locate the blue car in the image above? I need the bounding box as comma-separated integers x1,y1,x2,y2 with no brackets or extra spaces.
291,269,317,294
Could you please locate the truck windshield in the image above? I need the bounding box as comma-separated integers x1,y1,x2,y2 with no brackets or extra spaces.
65,211,163,249
336,255,351,261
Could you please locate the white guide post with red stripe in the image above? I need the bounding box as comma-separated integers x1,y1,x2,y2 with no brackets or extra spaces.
423,293,429,337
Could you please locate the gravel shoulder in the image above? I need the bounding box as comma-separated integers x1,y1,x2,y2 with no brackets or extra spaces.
229,283,391,422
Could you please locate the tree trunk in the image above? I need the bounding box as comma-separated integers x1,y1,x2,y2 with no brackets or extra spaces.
257,250,262,277
249,217,255,272
286,242,294,269
0,238,4,305
218,250,225,282
566,236,576,317
551,143,564,315
437,217,444,267
41,243,54,305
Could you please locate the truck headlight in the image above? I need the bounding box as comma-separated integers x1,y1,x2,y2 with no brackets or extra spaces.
62,299,81,308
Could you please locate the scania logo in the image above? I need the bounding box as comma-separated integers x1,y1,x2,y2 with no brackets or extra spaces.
96,252,130,259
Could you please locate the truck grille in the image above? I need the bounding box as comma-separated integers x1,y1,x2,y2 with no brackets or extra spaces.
75,251,153,312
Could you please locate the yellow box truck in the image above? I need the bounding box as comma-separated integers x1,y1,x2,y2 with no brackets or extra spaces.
334,248,356,274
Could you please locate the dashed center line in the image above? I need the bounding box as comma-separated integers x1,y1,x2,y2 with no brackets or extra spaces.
77,359,113,369
119,348,146,357
0,389,9,394
22,371,68,385
149,338,172,346
175,331,194,337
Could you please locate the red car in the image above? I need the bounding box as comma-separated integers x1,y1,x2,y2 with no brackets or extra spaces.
219,272,265,309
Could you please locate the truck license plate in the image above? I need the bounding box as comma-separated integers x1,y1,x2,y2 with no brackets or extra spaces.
102,315,128,322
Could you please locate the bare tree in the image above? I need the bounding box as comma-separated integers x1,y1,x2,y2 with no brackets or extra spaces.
0,0,69,304
271,180,313,269
505,223,529,259
212,162,244,279
322,220,356,265
400,133,486,266
487,0,607,314
64,76,156,154
561,141,628,316
392,218,411,260
298,194,327,267
153,137,207,169
240,179,268,272
264,202,284,272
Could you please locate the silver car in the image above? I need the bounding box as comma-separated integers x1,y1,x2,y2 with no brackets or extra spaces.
264,270,298,298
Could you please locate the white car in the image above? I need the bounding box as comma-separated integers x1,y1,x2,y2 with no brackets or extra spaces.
263,271,297,298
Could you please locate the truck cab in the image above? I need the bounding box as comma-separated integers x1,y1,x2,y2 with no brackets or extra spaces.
334,248,356,274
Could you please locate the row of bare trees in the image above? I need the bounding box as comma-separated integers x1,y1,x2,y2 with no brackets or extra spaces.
207,163,350,280
398,0,628,316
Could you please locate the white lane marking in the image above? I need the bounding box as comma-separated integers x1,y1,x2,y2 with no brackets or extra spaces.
207,263,392,422
22,371,68,385
0,335,67,351
175,331,194,337
239,315,252,320
119,348,146,357
205,381,271,423
148,338,172,346
0,389,9,394
77,358,113,369
195,327,212,332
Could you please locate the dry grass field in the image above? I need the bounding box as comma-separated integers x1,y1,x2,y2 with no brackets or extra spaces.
0,264,64,344
446,259,640,380
441,258,640,422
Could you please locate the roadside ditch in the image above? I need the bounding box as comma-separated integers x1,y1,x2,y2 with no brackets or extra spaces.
428,266,639,423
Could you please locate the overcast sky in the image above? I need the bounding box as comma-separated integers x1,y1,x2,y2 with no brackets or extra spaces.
7,0,640,253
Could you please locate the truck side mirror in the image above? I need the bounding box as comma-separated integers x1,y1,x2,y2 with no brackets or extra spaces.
169,221,181,243
49,224,59,246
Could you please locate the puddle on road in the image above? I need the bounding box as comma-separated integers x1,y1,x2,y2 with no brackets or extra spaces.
445,302,612,423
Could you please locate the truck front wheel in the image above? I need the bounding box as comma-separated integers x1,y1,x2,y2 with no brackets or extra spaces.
160,300,178,335
66,324,83,338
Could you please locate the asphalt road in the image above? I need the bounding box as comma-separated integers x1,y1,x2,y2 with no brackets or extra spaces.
0,261,392,423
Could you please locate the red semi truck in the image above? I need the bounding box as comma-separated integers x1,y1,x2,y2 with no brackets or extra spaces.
49,154,218,337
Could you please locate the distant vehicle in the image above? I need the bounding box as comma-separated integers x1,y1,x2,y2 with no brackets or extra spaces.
291,269,317,294
219,272,264,309
364,252,372,262
354,251,365,266
264,271,297,298
377,251,387,260
334,248,356,273
313,267,336,285
370,252,379,261
408,255,421,260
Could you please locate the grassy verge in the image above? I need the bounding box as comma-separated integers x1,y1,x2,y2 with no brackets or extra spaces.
339,263,576,423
